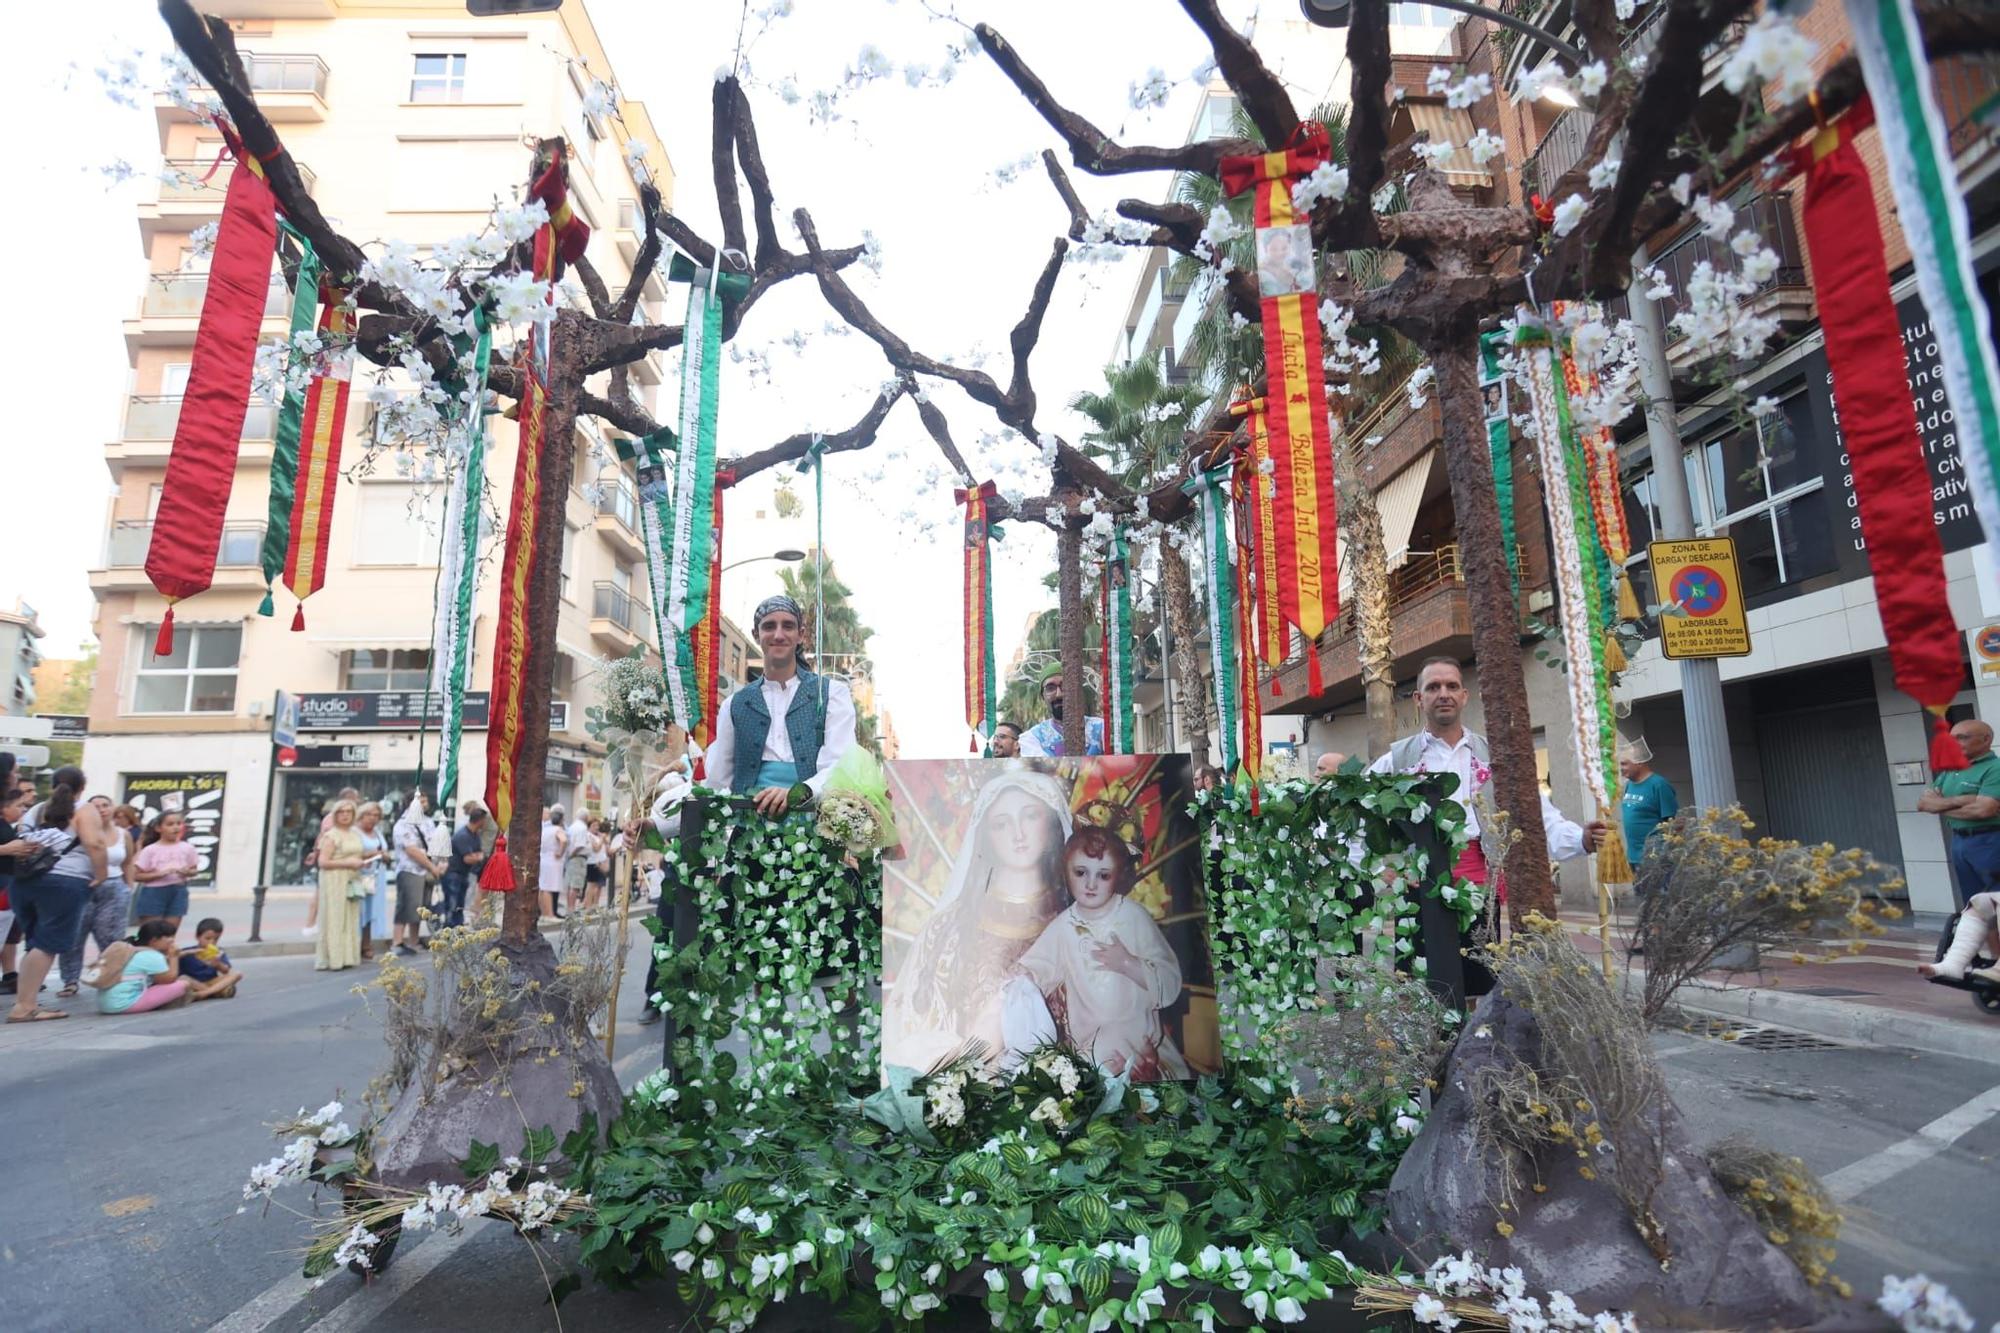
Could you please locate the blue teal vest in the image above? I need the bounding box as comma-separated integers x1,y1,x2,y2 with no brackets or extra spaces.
728,670,827,794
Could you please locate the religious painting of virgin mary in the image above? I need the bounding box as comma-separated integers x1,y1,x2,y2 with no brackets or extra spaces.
881,755,1219,1083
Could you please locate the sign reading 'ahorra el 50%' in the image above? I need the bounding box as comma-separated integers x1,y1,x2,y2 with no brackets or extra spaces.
1648,536,1753,660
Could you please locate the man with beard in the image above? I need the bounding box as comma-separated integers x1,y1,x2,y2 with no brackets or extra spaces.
1018,665,1105,758
988,721,1023,759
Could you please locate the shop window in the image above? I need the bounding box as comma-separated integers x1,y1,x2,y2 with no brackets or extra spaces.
342,648,433,691
133,624,240,714
411,52,467,102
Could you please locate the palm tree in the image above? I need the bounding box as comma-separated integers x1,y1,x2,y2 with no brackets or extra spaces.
1071,358,1214,758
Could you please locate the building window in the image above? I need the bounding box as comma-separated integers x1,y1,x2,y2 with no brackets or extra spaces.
560,524,578,602
1621,387,1837,607
133,624,240,714
353,482,445,566
1392,2,1456,24
342,648,433,691
410,52,467,102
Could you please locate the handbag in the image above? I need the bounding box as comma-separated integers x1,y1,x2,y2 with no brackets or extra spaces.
14,831,77,884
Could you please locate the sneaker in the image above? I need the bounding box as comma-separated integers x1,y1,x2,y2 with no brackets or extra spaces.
637,1008,662,1026
396,944,417,957
0,973,16,995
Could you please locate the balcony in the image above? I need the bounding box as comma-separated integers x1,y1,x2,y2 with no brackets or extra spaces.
615,198,644,263
592,480,645,560
140,158,317,247
192,53,330,121
1622,6,1749,86
108,396,276,475
590,581,651,654
1266,546,1473,708
94,520,266,592
1609,194,1813,372
130,273,288,350
1523,108,1596,197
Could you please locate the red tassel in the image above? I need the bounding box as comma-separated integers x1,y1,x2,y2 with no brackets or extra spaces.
1249,782,1261,816
1271,676,1282,697
153,607,176,658
1930,712,1970,772
970,736,978,753
479,833,517,891
291,603,306,632
1306,650,1324,697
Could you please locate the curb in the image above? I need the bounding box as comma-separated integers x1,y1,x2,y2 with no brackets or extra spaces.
1670,979,2000,1067
230,903,657,961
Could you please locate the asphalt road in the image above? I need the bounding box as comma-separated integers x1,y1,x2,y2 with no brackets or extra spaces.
1,946,1994,1332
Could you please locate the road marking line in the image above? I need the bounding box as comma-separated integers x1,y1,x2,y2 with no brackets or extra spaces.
303,1227,475,1332
207,1260,349,1333
1823,1082,2000,1201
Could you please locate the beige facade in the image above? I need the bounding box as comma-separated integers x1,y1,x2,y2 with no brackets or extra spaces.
81,0,687,891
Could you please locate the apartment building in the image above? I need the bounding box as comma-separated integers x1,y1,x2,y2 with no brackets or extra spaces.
1260,2,2000,919
0,600,45,718
80,0,696,892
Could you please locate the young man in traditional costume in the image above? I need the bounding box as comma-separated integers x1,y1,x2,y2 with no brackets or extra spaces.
1018,665,1105,758
703,594,858,818
1365,656,1604,894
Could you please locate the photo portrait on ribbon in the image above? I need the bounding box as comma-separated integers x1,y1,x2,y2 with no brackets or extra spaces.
880,756,1218,1084
1481,376,1508,425
1254,224,1316,298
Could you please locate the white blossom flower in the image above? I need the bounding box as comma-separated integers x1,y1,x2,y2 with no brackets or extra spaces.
1291,159,1351,212
493,199,551,247
1427,66,1453,96
1466,129,1506,166
1129,67,1172,109
1414,140,1457,168
1690,195,1734,238
1446,73,1491,109
1720,12,1819,102
485,271,555,327
1575,61,1608,98
1670,173,1695,206
1615,0,1636,16
332,1222,380,1270
1551,194,1589,237
1516,65,1566,103
1588,157,1621,191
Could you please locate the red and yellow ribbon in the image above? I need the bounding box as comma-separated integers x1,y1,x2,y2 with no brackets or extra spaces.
280,292,353,629
1231,398,1287,675
1221,126,1341,649
956,480,998,749
1230,459,1265,790
1551,301,1636,621
689,469,734,751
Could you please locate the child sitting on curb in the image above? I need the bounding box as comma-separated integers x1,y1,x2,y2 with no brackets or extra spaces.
88,921,191,1015
178,917,244,1001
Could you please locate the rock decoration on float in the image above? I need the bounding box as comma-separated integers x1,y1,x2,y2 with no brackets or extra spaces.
429,311,493,809
258,221,320,619
144,128,277,655
1220,125,1342,696
956,480,998,751
482,146,590,892
1780,96,1969,771
1099,527,1135,754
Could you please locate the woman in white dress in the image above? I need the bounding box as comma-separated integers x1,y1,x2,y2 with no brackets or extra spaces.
883,768,1072,1073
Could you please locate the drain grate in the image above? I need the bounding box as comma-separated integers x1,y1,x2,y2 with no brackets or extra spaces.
1673,1015,1843,1051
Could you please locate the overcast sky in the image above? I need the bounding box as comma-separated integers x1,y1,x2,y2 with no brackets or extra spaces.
17,1,1351,755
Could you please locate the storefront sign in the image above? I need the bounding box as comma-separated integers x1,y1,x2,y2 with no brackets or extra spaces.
1649,537,1753,659
271,689,299,749
293,692,568,733
121,772,226,887
546,754,585,781
34,714,87,741
279,744,373,769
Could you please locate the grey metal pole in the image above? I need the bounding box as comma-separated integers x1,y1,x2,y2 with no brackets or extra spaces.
1629,251,1738,809
1158,581,1179,754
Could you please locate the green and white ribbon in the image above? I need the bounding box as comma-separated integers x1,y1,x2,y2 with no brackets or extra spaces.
429,311,492,808
620,426,683,722
1479,331,1519,598
1185,465,1240,774
1516,316,1615,814
259,221,321,617
666,258,722,642
1104,528,1135,755
1845,0,2000,564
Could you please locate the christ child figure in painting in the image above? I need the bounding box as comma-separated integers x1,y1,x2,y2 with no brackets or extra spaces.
1013,826,1190,1081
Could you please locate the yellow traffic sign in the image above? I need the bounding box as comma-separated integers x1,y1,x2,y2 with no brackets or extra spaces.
1648,537,1752,659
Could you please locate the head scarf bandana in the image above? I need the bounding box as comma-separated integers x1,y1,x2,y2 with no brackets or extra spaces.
754,594,804,628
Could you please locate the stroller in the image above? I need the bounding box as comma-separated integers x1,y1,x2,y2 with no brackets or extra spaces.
1927,908,2000,1016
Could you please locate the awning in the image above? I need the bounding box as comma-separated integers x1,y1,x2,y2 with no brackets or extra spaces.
1378,452,1436,570
1401,102,1494,190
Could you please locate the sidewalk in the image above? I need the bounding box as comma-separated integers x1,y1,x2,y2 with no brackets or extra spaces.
1558,909,2000,1065
149,890,653,958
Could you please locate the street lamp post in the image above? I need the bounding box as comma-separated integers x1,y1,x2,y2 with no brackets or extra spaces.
721,548,808,575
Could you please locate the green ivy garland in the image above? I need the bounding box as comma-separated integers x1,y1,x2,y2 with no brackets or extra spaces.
573,773,1474,1329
